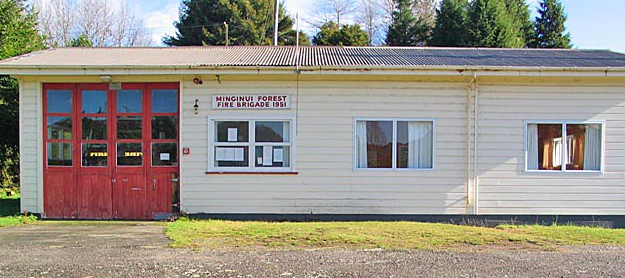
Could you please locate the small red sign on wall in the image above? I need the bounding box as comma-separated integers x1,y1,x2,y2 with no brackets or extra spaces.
183,147,190,155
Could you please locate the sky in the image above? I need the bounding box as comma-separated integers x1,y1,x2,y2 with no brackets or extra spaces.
53,0,625,53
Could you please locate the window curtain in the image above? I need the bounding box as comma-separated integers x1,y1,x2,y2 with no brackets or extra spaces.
527,124,539,170
583,125,601,170
407,122,433,169
356,121,368,168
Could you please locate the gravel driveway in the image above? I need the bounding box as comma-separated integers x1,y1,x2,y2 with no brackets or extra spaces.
1,222,625,278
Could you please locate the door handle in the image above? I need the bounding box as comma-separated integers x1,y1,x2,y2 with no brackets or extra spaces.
152,179,157,190
112,178,116,185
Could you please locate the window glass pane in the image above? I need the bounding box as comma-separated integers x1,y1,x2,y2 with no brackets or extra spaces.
117,116,142,139
255,146,289,167
566,124,601,171
397,121,433,169
117,143,143,166
47,90,72,113
82,143,108,166
152,143,178,166
152,89,178,113
534,124,563,171
47,143,72,166
82,117,107,140
358,121,393,168
82,90,107,114
117,90,142,113
47,117,72,139
216,121,249,142
152,116,178,139
215,146,249,167
255,121,289,143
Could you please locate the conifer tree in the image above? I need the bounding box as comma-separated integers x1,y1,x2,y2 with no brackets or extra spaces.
429,0,470,47
533,0,571,48
467,0,521,48
312,21,369,46
505,0,534,47
386,0,430,46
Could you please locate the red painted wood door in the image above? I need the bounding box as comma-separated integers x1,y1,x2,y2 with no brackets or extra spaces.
43,83,179,219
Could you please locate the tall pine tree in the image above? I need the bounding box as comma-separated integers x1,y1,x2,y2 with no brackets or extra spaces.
164,0,309,46
0,0,45,188
505,0,534,47
386,0,430,46
467,0,521,48
429,0,470,47
533,0,571,48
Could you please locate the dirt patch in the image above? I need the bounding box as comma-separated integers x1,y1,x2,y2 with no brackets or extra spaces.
1,222,625,277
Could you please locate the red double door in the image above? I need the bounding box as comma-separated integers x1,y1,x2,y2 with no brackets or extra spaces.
43,83,180,219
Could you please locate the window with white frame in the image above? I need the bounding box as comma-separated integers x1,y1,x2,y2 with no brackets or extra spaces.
355,119,434,170
526,122,603,172
211,119,292,171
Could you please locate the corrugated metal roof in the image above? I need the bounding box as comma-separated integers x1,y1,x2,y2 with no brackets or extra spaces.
1,46,625,69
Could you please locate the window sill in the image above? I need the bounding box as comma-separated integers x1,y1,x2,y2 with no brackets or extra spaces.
206,171,298,175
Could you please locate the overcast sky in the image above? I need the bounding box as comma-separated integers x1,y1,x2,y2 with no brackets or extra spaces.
33,0,625,53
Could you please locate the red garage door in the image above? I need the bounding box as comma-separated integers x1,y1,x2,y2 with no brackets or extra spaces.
43,83,180,219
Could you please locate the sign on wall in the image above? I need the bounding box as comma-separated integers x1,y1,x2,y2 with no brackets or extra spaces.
212,94,291,109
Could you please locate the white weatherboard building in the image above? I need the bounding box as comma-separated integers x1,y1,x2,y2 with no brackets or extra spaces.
1,46,625,220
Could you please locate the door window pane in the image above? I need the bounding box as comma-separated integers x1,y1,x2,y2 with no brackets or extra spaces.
82,143,108,166
216,121,249,142
255,121,289,142
82,90,107,114
82,117,107,140
152,143,178,166
117,90,142,113
47,117,72,139
152,116,178,139
215,146,249,167
117,143,143,166
152,89,178,113
397,121,433,169
566,124,602,171
47,90,72,113
356,121,392,168
47,143,72,166
255,146,289,167
117,116,142,139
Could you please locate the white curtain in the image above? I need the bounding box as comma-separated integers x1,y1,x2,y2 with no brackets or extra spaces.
356,121,368,168
407,122,433,169
527,124,539,170
583,124,601,170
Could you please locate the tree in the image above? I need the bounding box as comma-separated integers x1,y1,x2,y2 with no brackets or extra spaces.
308,0,357,28
312,21,369,46
429,0,470,47
532,0,571,48
505,0,534,47
164,0,309,46
386,0,430,46
69,34,93,47
467,0,521,48
33,0,151,47
0,0,45,189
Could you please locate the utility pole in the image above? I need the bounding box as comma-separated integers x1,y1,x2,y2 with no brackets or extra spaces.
224,22,229,46
273,0,279,46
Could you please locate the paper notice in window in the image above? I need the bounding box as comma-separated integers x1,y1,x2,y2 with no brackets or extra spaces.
234,148,244,161
273,148,283,162
160,153,170,161
216,147,227,161
227,128,237,142
262,146,273,166
225,148,235,161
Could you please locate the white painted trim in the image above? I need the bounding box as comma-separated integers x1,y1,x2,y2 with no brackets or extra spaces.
523,120,606,174
207,116,297,173
36,80,44,214
352,117,437,171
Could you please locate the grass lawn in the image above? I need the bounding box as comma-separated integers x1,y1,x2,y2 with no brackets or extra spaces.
0,189,37,227
166,218,625,251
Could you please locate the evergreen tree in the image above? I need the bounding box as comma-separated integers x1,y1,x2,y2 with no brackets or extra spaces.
0,0,45,188
69,34,93,47
164,0,309,46
429,0,470,47
505,0,534,47
467,0,521,48
312,21,369,46
533,0,571,48
386,0,430,46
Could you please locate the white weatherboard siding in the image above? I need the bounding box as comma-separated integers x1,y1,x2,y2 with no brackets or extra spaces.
181,78,470,214
19,80,40,213
478,85,625,215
